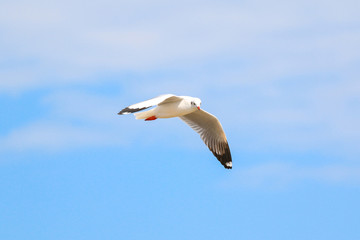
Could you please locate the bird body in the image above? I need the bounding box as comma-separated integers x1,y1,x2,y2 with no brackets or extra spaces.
134,96,199,119
118,94,232,169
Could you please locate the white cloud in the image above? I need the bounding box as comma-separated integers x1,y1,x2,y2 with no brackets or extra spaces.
0,121,127,152
0,123,91,151
220,162,360,190
0,0,359,92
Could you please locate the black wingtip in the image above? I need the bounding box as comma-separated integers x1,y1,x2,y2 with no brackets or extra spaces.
212,142,232,169
118,106,150,115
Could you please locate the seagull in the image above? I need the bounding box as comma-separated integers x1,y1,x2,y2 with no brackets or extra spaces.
118,94,232,169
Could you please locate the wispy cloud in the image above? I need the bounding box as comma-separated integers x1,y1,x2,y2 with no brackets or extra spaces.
1,0,359,92
0,121,125,152
220,162,360,190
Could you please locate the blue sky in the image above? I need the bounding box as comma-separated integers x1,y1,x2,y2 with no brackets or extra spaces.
1,0,360,239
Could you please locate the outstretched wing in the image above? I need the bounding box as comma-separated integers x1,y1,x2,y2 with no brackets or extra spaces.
118,94,183,115
179,110,232,169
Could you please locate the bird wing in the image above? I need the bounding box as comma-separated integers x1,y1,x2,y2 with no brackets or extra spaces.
179,110,232,169
118,94,183,115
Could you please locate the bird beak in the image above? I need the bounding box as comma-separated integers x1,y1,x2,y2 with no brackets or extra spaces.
197,106,200,110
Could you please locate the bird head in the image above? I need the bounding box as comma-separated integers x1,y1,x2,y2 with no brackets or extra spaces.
191,98,201,110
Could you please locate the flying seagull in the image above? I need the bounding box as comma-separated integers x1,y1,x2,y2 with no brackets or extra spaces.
118,94,232,169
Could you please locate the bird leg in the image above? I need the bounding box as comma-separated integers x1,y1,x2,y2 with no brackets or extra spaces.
145,116,157,121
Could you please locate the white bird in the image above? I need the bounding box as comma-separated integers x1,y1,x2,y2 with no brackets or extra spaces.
118,94,232,169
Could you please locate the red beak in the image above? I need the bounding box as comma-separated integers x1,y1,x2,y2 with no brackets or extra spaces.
197,106,200,110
